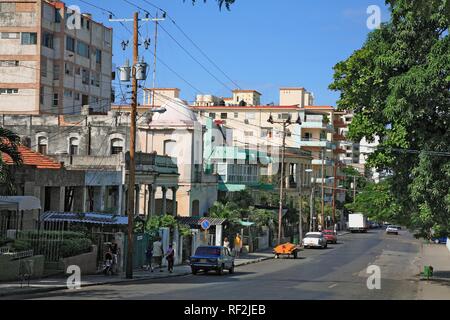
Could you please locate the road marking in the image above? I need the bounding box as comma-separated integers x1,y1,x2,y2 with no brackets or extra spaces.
328,283,338,288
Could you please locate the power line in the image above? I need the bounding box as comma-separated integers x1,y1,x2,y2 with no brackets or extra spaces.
140,0,241,89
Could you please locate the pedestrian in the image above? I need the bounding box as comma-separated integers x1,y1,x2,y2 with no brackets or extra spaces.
110,239,119,273
165,244,175,273
152,237,164,272
223,237,230,249
145,242,153,272
234,233,242,258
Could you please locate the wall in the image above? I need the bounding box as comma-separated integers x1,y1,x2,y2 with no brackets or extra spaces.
447,238,450,254
0,254,45,281
61,245,98,275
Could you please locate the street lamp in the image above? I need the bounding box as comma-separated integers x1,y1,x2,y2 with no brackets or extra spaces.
268,113,302,245
305,168,315,232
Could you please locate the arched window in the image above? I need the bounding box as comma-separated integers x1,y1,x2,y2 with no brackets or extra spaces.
111,138,124,155
192,200,200,216
37,136,48,155
69,137,79,155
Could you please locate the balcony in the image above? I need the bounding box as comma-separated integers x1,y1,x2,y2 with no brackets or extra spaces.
333,133,347,141
299,139,335,149
333,119,347,128
312,159,334,166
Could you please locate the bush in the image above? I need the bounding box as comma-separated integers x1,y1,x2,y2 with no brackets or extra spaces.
60,238,92,258
11,239,32,252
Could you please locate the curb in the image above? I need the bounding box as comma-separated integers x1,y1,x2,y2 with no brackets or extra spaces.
0,255,274,298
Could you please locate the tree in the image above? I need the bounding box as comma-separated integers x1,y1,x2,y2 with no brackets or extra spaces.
329,0,450,235
187,0,235,10
0,127,22,194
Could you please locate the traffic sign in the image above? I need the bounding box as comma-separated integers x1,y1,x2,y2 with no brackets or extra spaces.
200,219,211,230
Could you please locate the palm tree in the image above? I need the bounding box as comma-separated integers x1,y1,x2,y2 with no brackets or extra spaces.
0,127,22,194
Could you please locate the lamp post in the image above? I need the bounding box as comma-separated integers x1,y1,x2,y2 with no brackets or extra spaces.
305,168,315,232
268,113,301,245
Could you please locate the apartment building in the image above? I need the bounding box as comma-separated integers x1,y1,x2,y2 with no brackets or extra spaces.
0,0,113,115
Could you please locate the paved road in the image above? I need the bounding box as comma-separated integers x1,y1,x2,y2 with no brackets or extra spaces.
20,229,422,300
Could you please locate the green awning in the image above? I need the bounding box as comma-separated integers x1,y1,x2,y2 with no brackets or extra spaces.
239,220,255,227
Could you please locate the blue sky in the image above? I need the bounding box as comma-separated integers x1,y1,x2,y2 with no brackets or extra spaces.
71,0,390,106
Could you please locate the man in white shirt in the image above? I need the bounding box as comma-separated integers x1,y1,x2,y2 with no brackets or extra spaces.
152,237,164,272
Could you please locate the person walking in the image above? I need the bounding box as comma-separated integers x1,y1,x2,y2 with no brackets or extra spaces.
152,237,164,272
165,244,175,273
234,233,242,258
145,242,153,272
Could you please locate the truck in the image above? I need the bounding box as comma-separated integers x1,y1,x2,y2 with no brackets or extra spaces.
348,213,368,233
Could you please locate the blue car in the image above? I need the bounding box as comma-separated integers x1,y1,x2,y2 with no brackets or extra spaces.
190,246,235,275
431,237,447,244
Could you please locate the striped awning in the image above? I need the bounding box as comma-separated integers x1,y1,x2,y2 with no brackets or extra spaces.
176,216,227,227
41,212,128,225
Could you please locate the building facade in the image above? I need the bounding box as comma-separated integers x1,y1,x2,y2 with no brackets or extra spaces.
0,0,113,115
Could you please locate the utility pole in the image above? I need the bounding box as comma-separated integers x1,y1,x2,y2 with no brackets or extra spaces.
332,161,337,226
353,176,357,202
298,164,303,244
321,147,325,230
267,113,301,245
151,12,159,109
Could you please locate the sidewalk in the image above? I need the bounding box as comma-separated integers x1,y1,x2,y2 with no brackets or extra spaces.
0,249,274,298
416,243,450,300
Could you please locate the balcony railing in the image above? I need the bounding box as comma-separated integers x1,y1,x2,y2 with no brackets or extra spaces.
299,139,334,149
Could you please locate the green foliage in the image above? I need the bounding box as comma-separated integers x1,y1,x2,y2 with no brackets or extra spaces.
0,127,22,194
329,0,450,235
11,239,32,252
59,238,92,258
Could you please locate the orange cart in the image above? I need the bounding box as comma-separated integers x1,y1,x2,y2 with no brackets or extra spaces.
273,242,302,259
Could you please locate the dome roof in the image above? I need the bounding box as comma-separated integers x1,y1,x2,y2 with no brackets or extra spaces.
152,98,197,123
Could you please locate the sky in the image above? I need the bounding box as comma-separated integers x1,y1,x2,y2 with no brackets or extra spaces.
70,0,391,106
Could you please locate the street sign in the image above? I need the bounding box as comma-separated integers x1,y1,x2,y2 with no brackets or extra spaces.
200,219,211,230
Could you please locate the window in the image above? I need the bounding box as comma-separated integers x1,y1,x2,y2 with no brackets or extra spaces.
163,140,176,157
95,49,102,64
303,132,312,140
0,88,19,94
53,63,60,80
82,94,89,105
74,92,80,101
38,136,48,155
69,137,79,156
0,3,16,12
41,57,47,77
209,112,216,119
0,60,19,67
91,72,100,87
21,32,37,45
55,8,61,23
77,41,89,58
65,62,73,76
261,128,272,138
1,32,20,39
66,36,75,52
278,113,290,120
244,131,254,137
75,66,81,75
234,112,239,118
64,89,73,98
220,113,228,119
111,138,124,155
40,87,44,104
82,69,89,84
43,32,54,49
53,93,59,107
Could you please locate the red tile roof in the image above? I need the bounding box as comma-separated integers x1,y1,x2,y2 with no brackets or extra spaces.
2,145,62,169
191,105,301,110
304,106,335,110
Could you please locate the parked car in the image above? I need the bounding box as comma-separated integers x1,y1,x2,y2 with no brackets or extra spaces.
431,237,447,244
322,230,338,244
189,246,235,275
302,232,327,249
386,225,400,235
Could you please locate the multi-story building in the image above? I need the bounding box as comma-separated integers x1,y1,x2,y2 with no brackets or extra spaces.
0,0,113,115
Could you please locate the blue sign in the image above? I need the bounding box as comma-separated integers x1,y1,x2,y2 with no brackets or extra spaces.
201,219,211,230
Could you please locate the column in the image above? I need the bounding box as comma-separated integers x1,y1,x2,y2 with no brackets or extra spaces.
215,225,223,246
148,185,156,217
100,185,106,212
161,187,167,215
285,162,290,189
171,187,178,216
117,185,123,215
82,186,88,213
135,185,140,215
59,187,65,212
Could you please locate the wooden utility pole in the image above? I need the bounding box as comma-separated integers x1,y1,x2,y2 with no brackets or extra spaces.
125,12,139,280
151,12,159,109
298,169,303,243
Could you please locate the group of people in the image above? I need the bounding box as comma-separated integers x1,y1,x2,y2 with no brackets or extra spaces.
145,237,175,273
223,233,243,258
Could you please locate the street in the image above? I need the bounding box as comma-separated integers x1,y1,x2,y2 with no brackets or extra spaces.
19,229,422,300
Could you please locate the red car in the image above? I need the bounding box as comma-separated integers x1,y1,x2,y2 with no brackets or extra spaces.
322,230,338,244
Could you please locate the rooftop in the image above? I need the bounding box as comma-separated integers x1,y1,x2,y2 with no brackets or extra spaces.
2,145,62,169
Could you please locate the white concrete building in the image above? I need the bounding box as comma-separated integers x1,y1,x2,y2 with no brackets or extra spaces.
0,0,113,115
